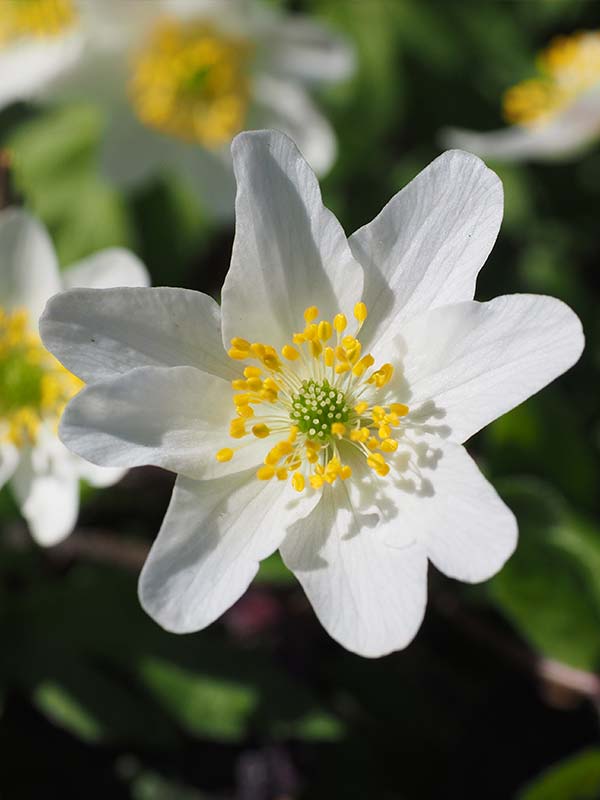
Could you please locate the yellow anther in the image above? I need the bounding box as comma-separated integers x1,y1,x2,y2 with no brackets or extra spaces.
262,354,281,371
306,448,319,464
244,366,262,378
335,362,351,375
354,302,368,324
282,344,300,361
237,404,254,418
378,424,392,439
252,423,270,439
310,340,323,359
331,422,346,438
259,389,278,403
390,403,409,417
352,353,375,378
292,332,306,345
340,465,352,480
276,467,289,481
292,472,305,492
354,402,369,415
350,427,370,443
333,313,347,333
277,441,293,456
304,323,318,341
231,379,248,390
324,347,335,367
369,363,394,388
263,377,279,391
246,377,262,391
257,465,275,481
310,474,324,489
380,439,398,453
368,452,386,467
228,348,248,360
317,320,332,341
366,436,380,451
231,337,251,351
371,406,386,422
234,393,251,406
265,447,282,466
216,448,234,462
304,306,319,323
229,419,246,438
335,346,349,362
288,426,298,443
250,343,266,358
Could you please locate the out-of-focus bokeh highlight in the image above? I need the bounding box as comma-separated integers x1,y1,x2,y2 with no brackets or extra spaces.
1,1,600,798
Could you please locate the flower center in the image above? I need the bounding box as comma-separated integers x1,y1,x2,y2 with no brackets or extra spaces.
0,0,76,45
291,379,350,440
128,18,253,148
503,31,600,126
0,307,83,447
217,303,409,492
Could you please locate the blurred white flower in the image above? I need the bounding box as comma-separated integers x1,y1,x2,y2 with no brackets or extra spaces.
0,208,149,545
442,31,600,162
0,0,355,215
40,131,583,657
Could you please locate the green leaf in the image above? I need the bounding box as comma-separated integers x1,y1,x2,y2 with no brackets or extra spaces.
138,657,258,742
489,479,600,670
518,748,600,800
255,551,295,585
33,681,103,744
6,104,134,264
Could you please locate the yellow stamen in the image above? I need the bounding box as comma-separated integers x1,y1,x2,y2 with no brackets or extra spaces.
252,423,270,439
354,302,368,324
257,465,275,481
282,344,300,361
216,448,234,462
304,306,319,323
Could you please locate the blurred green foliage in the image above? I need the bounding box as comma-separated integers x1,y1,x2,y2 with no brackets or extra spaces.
2,0,600,798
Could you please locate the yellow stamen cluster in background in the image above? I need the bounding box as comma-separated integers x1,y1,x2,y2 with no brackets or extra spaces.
503,30,600,126
129,18,253,147
217,302,409,492
0,307,83,447
0,0,76,44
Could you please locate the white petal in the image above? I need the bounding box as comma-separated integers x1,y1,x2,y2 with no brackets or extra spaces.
251,76,337,176
393,294,584,443
221,130,363,352
139,471,319,632
261,16,355,84
75,458,126,488
10,435,79,547
0,34,83,109
348,150,503,351
0,442,19,489
59,366,268,480
441,88,600,162
62,248,150,290
280,475,429,658
387,440,517,583
40,286,236,382
0,208,61,319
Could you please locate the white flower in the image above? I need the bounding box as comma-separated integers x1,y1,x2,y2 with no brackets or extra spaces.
40,130,584,657
0,0,354,216
0,207,149,545
442,31,600,162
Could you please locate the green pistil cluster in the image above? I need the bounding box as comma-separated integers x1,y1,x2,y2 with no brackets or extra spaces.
0,352,44,414
290,379,350,440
